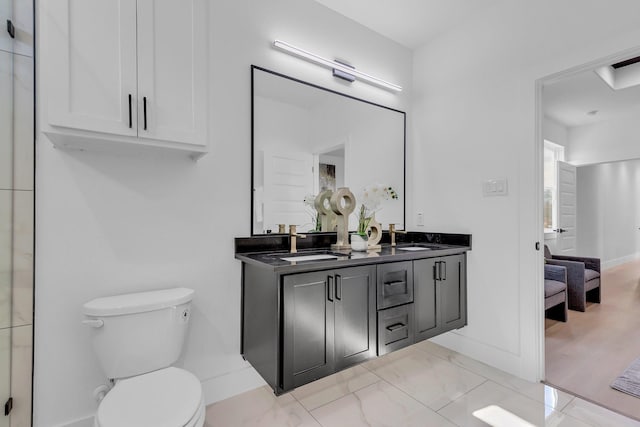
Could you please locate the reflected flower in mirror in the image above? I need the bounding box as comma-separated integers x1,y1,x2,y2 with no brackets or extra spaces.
356,184,399,237
303,194,321,232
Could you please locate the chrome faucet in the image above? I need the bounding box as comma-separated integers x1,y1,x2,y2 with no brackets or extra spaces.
289,225,307,253
389,223,407,247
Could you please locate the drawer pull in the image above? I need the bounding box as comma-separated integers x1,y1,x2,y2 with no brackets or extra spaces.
386,322,406,332
385,280,405,286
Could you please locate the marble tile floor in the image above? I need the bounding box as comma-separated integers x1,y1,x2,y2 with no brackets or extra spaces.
205,341,640,427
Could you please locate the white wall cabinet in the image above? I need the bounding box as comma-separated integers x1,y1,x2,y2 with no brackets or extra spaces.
43,0,208,158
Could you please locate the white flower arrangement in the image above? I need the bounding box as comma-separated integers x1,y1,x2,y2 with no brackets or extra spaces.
356,184,398,236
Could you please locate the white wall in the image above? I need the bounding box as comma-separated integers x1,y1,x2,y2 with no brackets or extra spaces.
411,0,640,381
577,160,640,268
568,110,640,165
543,116,570,155
34,1,412,426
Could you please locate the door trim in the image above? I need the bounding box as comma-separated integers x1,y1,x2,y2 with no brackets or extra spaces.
534,44,640,382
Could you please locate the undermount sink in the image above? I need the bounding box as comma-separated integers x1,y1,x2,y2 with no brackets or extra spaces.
397,246,432,251
280,254,340,262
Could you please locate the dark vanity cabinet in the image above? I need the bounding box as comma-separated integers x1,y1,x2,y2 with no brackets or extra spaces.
281,265,376,390
237,237,470,395
414,254,467,341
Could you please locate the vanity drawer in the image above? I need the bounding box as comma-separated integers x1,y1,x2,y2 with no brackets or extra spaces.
377,304,414,355
377,261,414,309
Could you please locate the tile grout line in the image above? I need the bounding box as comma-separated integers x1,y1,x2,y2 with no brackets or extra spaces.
290,368,384,413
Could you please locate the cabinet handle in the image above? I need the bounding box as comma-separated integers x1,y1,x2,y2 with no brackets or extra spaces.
441,262,446,281
384,280,405,286
335,275,342,300
143,96,148,130
433,263,439,281
327,276,334,302
128,94,132,128
386,323,406,332
7,20,15,39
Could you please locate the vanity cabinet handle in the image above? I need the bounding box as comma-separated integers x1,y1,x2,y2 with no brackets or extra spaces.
386,323,406,332
335,275,342,300
7,20,15,38
327,276,334,302
143,96,148,130
128,94,132,128
440,262,446,281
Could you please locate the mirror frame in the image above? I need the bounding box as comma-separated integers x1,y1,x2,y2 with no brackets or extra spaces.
250,65,406,236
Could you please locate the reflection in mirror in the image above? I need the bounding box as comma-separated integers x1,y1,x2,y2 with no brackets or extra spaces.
252,66,406,235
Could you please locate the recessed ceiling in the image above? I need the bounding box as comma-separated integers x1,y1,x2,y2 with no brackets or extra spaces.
313,0,503,49
543,68,640,128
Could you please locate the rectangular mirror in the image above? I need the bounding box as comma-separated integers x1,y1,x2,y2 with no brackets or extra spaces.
251,66,406,235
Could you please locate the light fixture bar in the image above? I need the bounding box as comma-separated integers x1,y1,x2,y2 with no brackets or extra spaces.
273,40,402,92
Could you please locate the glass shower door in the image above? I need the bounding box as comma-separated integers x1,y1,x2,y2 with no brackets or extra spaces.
0,11,14,425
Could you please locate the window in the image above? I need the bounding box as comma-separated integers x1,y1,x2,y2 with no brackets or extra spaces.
544,140,565,234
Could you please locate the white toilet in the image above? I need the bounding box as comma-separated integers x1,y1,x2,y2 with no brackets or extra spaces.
82,287,205,427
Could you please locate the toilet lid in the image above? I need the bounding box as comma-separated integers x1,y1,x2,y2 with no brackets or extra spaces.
97,367,202,427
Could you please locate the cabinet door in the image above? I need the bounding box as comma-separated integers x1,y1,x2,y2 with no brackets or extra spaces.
334,266,376,370
46,0,137,136
440,254,467,330
282,271,335,390
137,0,208,147
414,258,439,341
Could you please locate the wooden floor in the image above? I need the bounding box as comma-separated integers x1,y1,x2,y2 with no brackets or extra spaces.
546,258,640,421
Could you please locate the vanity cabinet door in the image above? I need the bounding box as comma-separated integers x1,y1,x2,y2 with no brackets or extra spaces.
414,254,467,342
45,0,138,136
334,266,376,371
282,271,335,390
439,254,467,331
414,258,439,341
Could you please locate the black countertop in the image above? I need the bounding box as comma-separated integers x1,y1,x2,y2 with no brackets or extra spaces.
235,232,472,274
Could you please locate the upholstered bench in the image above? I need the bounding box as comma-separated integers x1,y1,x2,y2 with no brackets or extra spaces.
545,264,568,322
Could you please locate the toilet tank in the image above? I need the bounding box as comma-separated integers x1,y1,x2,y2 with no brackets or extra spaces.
83,287,194,380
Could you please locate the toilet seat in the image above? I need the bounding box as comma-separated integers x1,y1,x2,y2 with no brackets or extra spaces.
96,367,204,427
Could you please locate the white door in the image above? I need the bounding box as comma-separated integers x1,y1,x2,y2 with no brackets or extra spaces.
136,0,208,147
46,0,138,136
556,161,577,255
263,151,315,233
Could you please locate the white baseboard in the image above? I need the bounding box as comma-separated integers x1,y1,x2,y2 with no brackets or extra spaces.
602,252,640,270
201,366,266,405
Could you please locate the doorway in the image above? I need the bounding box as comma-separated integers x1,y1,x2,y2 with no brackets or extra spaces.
538,47,640,420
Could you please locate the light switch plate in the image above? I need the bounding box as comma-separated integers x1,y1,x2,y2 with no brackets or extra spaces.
483,178,508,196
417,212,424,226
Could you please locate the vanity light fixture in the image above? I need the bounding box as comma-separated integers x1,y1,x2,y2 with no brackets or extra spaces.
272,39,402,92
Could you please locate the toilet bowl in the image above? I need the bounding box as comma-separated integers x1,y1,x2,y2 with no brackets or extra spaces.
94,367,205,427
83,288,204,427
